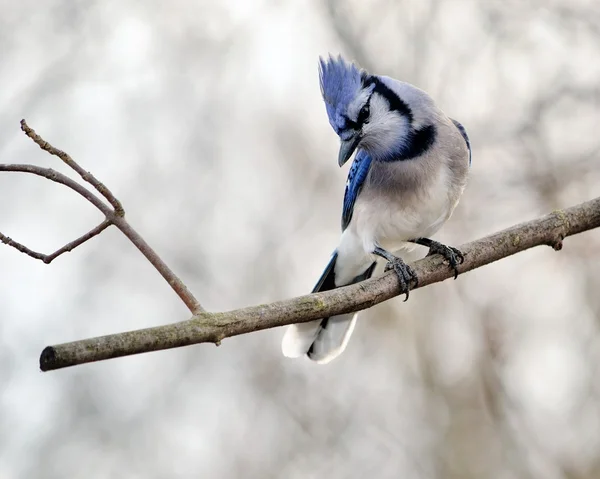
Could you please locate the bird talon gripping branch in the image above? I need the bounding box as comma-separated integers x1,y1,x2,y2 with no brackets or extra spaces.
413,238,465,279
430,243,464,280
383,257,418,301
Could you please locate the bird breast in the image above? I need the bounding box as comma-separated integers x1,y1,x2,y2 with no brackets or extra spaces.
349,157,456,253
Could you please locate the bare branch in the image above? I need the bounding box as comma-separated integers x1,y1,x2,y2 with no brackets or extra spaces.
109,214,204,314
39,196,600,371
0,220,111,263
0,164,114,214
0,122,204,314
20,120,124,216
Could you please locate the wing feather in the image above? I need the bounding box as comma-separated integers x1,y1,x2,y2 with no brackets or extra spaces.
341,149,372,230
450,118,472,166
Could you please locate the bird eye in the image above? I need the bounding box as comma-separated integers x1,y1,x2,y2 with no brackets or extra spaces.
357,103,370,124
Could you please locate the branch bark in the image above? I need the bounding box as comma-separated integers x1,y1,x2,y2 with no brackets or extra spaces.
39,196,600,371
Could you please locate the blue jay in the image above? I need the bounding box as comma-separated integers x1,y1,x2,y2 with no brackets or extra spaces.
282,55,471,364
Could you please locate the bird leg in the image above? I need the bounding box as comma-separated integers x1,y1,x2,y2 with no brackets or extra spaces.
373,246,418,301
410,238,464,279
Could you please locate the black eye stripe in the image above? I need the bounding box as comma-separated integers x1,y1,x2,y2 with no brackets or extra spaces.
344,96,372,131
342,115,358,130
362,75,413,122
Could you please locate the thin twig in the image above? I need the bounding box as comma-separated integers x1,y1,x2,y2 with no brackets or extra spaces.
0,164,114,214
39,196,600,371
109,215,204,314
20,120,124,216
0,220,111,263
0,121,205,314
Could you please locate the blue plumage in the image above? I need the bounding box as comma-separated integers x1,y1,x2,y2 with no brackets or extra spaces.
341,149,372,231
319,55,364,135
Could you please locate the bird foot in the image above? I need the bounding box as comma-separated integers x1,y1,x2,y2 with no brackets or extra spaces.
426,241,464,279
384,257,418,301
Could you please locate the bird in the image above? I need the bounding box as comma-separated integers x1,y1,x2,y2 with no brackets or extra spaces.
282,54,471,364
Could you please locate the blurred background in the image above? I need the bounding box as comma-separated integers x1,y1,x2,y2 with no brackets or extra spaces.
1,0,600,477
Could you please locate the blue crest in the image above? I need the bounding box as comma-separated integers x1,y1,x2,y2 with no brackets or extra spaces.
319,54,364,134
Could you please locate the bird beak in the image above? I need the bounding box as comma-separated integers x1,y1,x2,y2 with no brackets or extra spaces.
338,135,360,167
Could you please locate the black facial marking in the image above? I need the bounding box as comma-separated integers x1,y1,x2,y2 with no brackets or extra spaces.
363,75,413,121
342,115,358,131
375,123,438,162
359,73,437,162
400,124,437,160
342,95,372,133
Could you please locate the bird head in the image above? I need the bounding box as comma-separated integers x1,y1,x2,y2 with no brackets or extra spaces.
319,54,414,165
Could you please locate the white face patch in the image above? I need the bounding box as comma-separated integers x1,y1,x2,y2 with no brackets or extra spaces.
359,93,410,157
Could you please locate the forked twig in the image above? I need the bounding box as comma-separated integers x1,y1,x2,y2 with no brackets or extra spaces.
20,120,124,216
0,220,111,263
0,121,204,314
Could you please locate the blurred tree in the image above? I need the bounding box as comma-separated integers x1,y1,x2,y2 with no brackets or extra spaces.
1,1,600,478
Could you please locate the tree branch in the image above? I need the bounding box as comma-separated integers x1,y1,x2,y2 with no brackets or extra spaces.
0,121,204,314
0,163,116,214
20,120,125,216
0,220,111,263
39,196,600,371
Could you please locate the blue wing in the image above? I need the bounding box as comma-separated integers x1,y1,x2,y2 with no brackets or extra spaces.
451,118,472,166
341,149,372,231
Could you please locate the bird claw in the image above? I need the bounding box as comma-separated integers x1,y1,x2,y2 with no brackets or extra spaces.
425,241,464,279
384,257,418,301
